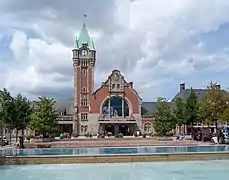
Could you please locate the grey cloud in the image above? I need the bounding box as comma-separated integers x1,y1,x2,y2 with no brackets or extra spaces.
52,74,73,82
2,0,229,101
0,0,119,31
1,0,125,50
95,31,144,73
27,86,74,101
36,64,73,77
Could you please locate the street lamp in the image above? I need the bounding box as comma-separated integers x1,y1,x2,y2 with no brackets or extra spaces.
0,102,3,147
226,102,229,125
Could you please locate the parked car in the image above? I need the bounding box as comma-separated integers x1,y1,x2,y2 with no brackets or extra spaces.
211,133,229,144
193,132,212,142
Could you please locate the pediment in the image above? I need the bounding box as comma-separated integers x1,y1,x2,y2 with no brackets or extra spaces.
105,70,128,92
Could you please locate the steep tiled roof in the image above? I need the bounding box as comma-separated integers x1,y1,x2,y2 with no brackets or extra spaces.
171,89,229,102
141,101,173,115
54,102,74,115
75,24,95,50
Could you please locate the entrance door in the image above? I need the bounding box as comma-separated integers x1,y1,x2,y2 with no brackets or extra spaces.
119,124,129,136
104,124,115,136
60,124,73,135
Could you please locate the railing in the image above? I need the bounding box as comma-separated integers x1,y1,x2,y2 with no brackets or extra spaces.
98,114,136,122
57,116,73,121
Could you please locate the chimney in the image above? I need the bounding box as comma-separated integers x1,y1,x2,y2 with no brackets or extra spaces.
180,81,185,92
129,82,133,88
216,82,220,89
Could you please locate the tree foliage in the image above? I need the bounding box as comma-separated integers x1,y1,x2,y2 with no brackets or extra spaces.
13,94,33,136
185,88,199,128
173,97,186,133
29,96,58,137
198,82,227,130
0,88,15,129
0,90,33,142
153,97,175,136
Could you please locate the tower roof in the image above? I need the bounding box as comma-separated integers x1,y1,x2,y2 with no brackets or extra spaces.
75,23,95,50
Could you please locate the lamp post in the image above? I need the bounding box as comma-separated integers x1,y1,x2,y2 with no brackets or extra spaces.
0,103,3,147
201,121,204,142
226,101,229,126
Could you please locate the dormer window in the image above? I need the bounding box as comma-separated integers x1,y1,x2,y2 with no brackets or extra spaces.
82,42,88,48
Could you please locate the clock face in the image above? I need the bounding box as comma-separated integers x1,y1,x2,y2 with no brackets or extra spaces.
81,49,88,56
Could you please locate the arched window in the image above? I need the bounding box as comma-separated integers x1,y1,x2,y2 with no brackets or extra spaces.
101,96,129,117
81,125,84,132
144,123,152,133
81,125,88,132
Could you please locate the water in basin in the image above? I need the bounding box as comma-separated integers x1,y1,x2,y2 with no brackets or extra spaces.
1,146,229,156
1,160,229,180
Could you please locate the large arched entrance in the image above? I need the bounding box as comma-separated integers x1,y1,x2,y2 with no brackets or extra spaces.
119,124,129,136
104,124,115,135
101,96,129,117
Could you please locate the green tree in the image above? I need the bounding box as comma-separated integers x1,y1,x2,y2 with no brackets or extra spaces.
13,94,33,140
173,97,186,134
221,105,229,124
0,88,15,145
153,97,175,136
185,88,199,136
198,82,227,139
29,96,59,138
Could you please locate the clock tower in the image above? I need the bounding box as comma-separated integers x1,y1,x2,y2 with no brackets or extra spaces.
72,18,96,134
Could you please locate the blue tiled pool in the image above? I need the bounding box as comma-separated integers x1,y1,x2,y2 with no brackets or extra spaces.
1,160,229,180
1,145,229,156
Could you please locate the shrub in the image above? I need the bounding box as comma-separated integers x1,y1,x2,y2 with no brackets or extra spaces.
142,134,146,138
49,133,59,138
107,132,113,137
114,133,123,138
165,132,173,137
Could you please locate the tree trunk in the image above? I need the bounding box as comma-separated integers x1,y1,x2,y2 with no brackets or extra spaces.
215,121,219,144
16,129,18,143
9,129,12,147
201,125,204,142
191,122,194,138
178,125,181,134
0,120,3,147
22,128,25,148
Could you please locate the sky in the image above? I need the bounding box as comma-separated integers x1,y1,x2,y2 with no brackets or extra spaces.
0,0,229,102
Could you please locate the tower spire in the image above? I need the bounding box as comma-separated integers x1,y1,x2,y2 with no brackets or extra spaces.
75,14,95,50
83,13,87,27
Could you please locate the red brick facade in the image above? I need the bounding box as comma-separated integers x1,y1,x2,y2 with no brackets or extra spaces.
90,80,141,114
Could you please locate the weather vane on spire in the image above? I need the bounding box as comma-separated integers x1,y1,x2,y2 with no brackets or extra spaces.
83,13,87,26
